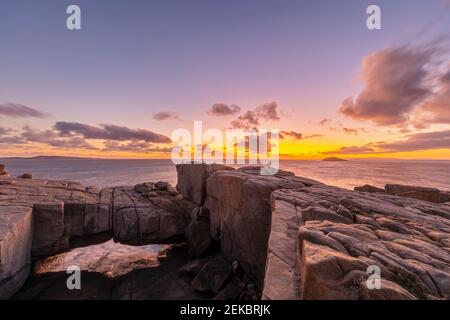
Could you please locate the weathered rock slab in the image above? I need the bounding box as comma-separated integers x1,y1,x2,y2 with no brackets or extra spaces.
264,186,450,300
176,163,235,205
204,167,322,287
0,205,33,299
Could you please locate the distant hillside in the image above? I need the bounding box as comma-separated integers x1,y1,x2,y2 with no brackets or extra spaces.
0,156,99,160
322,157,347,162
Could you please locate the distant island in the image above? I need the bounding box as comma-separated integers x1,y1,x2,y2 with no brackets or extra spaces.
322,157,347,162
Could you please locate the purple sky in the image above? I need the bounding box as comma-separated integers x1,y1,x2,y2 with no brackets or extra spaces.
0,0,449,158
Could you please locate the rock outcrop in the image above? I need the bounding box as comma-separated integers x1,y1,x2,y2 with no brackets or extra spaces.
0,177,195,299
0,164,7,176
2,163,450,300
355,183,450,204
204,166,322,288
385,184,450,204
186,207,213,258
0,204,33,299
33,240,162,278
354,184,385,193
263,186,450,300
176,163,235,205
112,184,194,246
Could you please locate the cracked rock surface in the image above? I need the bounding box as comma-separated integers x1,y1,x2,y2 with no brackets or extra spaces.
263,185,450,300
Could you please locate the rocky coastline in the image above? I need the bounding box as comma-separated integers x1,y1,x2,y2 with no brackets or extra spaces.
1,163,449,300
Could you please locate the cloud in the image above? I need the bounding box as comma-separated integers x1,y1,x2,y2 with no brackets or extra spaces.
255,102,280,121
375,130,450,152
54,122,171,143
102,141,172,153
152,111,179,121
413,67,450,128
304,134,324,139
0,127,13,136
323,130,450,154
318,119,331,126
322,146,376,155
339,45,439,126
342,127,359,135
280,130,303,140
20,126,97,150
0,103,48,118
208,103,241,116
230,102,280,130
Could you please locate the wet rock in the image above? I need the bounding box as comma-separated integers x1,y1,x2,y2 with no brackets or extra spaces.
33,240,160,278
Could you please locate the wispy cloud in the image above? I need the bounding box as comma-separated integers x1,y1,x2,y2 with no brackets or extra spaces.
207,103,241,116
0,103,48,118
323,130,450,154
152,111,180,121
54,122,171,143
280,130,303,140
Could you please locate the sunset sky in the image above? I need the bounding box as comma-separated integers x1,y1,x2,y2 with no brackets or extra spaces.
1,0,449,159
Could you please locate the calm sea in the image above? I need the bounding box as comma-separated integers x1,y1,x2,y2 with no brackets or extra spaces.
1,158,449,191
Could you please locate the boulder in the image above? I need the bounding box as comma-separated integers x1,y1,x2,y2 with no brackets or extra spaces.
176,163,235,206
204,166,321,286
263,185,450,300
0,205,33,300
385,184,450,203
186,207,213,258
0,164,7,176
154,181,169,191
112,185,195,245
31,202,70,259
33,240,160,278
17,173,32,179
354,184,385,193
178,257,212,277
0,177,199,299
191,255,231,294
214,283,242,300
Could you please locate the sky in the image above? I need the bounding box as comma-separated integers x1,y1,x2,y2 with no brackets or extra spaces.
0,0,450,159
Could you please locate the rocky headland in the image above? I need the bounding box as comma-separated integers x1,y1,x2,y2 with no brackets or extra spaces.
0,163,449,300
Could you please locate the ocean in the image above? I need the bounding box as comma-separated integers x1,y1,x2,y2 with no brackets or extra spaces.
1,158,449,191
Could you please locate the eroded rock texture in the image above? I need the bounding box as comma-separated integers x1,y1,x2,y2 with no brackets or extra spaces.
0,177,195,299
112,184,194,245
204,166,322,287
0,204,33,299
176,163,235,205
263,186,450,300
